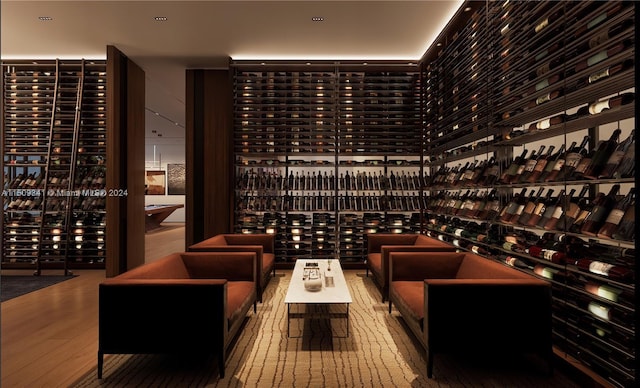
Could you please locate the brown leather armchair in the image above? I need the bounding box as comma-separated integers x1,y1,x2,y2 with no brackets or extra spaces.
366,233,456,301
389,251,552,378
188,233,276,302
98,251,257,379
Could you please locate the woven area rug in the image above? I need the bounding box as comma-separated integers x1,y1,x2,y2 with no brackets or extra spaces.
1,275,75,302
71,270,579,387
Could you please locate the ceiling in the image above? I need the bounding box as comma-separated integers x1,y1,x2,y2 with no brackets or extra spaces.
1,0,464,145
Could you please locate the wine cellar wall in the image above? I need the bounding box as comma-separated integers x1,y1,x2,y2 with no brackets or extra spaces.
2,59,107,272
421,1,635,386
232,63,423,265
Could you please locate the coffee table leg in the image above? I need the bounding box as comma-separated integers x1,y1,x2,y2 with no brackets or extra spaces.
287,303,291,337
347,304,350,337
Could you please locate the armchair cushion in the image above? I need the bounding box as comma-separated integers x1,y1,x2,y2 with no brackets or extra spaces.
389,281,423,323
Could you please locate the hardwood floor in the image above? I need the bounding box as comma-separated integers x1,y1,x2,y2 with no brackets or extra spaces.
1,223,185,387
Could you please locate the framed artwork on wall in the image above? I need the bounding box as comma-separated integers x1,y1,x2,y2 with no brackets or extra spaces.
145,170,166,195
167,163,186,195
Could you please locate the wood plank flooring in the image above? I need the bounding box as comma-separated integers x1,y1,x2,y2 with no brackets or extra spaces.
1,223,185,387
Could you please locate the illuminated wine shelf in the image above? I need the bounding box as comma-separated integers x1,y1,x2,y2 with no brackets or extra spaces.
2,59,107,272
232,62,423,265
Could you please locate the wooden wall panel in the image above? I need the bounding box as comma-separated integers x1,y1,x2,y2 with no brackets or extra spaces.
185,69,233,247
105,45,145,277
125,58,146,270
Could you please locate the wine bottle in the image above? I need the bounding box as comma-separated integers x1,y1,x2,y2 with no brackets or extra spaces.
597,188,634,239
573,40,631,74
452,162,470,186
575,259,634,282
537,189,567,229
584,281,628,305
467,160,487,186
516,145,546,183
528,242,568,265
534,9,563,34
526,73,563,96
476,189,501,221
528,57,564,81
582,93,636,117
499,188,528,223
569,147,596,181
533,264,570,283
466,190,487,219
455,190,474,217
504,188,533,224
611,203,635,242
573,2,626,38
579,17,635,54
452,190,471,215
543,141,574,182
499,148,528,184
502,241,528,253
584,59,634,86
599,129,634,179
554,135,589,181
502,255,533,270
582,129,621,179
538,143,567,182
516,187,545,226
568,190,602,233
580,184,620,236
527,114,565,132
480,157,500,186
526,188,554,227
526,145,556,183
544,188,576,231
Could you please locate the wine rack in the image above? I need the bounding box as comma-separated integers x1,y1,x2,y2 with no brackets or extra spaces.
2,59,107,273
420,1,635,386
232,63,423,266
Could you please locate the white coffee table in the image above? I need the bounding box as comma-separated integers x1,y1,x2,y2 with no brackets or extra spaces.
284,259,353,337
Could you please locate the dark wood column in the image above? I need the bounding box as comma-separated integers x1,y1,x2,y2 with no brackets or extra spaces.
185,69,234,247
106,45,145,277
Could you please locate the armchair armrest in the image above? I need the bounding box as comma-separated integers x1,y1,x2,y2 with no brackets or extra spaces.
390,252,465,281
181,252,257,282
382,246,458,284
224,234,275,254
367,233,419,254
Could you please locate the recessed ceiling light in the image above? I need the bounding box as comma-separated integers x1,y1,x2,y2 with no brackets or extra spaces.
311,17,324,22
464,7,472,12
38,16,53,21
154,16,168,21
436,43,443,47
